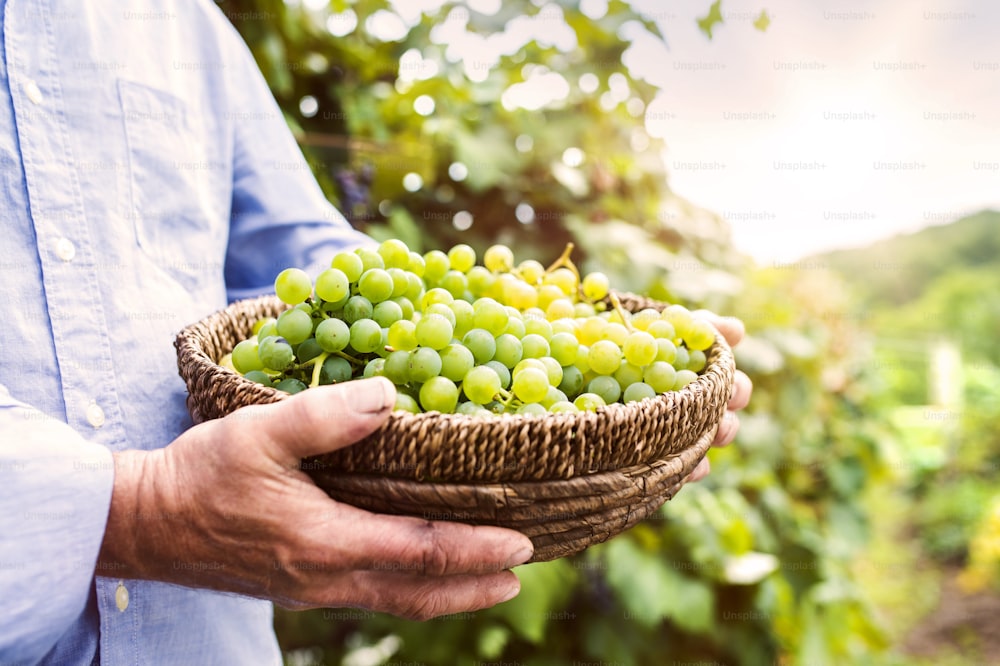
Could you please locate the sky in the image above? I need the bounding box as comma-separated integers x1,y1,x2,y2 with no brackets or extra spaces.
626,0,1000,262
362,0,1000,263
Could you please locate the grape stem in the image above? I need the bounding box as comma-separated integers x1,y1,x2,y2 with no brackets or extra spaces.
544,242,581,282
308,352,330,388
608,293,635,333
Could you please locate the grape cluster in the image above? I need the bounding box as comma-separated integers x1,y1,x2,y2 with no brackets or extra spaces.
222,240,717,416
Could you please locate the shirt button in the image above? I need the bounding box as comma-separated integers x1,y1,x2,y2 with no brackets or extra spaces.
86,402,106,428
115,581,129,612
55,237,76,262
24,79,43,105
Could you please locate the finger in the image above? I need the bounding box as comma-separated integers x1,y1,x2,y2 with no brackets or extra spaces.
712,411,740,448
232,377,396,460
729,371,752,411
686,457,711,483
298,569,521,620
310,504,534,577
692,310,745,347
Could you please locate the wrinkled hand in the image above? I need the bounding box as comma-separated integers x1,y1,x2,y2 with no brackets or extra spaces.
686,312,753,483
99,377,532,620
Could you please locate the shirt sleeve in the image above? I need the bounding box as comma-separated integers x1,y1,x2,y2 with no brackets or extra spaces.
0,386,115,664
215,12,373,303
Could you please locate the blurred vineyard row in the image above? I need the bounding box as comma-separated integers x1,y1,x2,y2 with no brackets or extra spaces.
218,1,999,663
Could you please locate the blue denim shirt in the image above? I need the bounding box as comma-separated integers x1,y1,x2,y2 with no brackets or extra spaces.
0,1,370,663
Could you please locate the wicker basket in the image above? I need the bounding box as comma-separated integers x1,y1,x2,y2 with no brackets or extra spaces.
175,293,735,562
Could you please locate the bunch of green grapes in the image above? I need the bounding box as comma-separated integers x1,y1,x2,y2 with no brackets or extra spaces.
220,239,718,416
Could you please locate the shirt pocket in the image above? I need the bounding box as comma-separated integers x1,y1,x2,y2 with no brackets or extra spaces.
118,79,229,289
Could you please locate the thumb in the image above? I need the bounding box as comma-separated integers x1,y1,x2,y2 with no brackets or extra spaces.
240,377,396,461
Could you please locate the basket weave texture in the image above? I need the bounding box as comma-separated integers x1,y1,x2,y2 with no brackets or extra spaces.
175,293,735,561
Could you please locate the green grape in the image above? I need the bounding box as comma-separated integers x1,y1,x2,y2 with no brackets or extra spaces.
372,300,404,327
440,344,475,382
462,329,496,364
356,248,385,272
276,377,308,394
546,298,575,321
467,266,495,296
319,356,352,384
631,309,662,331
544,267,577,296
623,331,657,367
646,320,676,341
395,393,421,413
536,284,564,311
363,358,386,378
407,251,426,277
314,268,350,303
614,362,644,391
687,350,707,373
511,367,549,404
423,250,450,283
387,319,418,351
332,251,364,282
673,369,699,390
549,332,579,366
392,296,415,321
457,401,488,416
415,313,454,350
472,298,508,336
378,238,411,268
384,350,411,384
419,376,459,413
385,268,409,298
404,273,424,302
243,370,272,386
484,360,511,389
315,318,350,352
319,294,349,316
558,365,584,398
252,317,274,336
494,334,523,369
506,280,538,310
578,317,607,346
574,392,606,412
588,340,623,375
574,302,596,318
425,303,457,328
462,365,502,404
574,345,591,373
231,339,264,373
540,386,567,409
539,357,563,387
523,317,553,339
644,361,677,393
587,375,621,404
549,401,579,414
349,318,383,354
447,243,476,273
661,304,694,341
484,244,514,272
602,323,628,346
623,382,656,403
517,402,547,416
343,295,374,324
276,308,313,345
551,318,577,336
274,268,312,305
518,259,545,284
581,272,610,301
296,338,323,363
513,358,547,377
655,338,677,364
502,315,526,339
409,347,443,383
358,269,394,303
420,287,453,310
520,334,550,359
440,270,468,298
448,299,475,338
673,346,690,370
685,319,717,352
258,336,294,371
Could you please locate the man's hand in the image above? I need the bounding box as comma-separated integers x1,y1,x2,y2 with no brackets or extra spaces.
686,312,753,483
99,377,532,620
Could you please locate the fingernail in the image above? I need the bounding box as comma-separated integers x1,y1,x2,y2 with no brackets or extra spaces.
353,377,394,414
499,582,520,603
506,545,534,569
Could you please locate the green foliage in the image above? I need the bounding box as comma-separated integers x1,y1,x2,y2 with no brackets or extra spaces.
219,1,892,664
